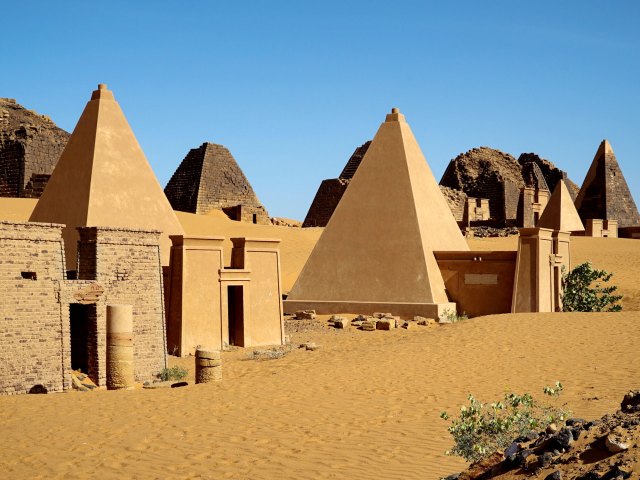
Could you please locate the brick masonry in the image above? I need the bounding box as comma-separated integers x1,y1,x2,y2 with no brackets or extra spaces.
0,98,69,198
0,221,167,395
164,142,269,224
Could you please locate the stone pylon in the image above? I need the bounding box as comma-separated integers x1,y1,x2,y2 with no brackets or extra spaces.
575,140,640,228
285,108,467,318
537,179,584,232
30,84,184,268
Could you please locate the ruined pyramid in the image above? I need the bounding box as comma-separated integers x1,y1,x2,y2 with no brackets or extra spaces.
575,140,640,228
285,108,467,318
164,142,269,224
537,179,584,232
30,84,184,268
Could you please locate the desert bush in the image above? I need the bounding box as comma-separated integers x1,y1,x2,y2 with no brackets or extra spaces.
562,262,622,312
440,382,569,462
158,365,188,381
441,309,469,323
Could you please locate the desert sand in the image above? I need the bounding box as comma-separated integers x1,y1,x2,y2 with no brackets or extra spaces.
1,198,639,479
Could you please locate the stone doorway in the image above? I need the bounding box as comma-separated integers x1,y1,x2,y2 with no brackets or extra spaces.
227,286,245,347
69,303,98,382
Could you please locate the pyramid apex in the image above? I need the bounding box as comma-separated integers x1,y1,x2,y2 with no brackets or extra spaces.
602,139,614,154
91,83,115,101
385,107,406,123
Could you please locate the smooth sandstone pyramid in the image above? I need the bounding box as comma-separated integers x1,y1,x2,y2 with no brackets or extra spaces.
285,108,467,317
30,84,184,268
575,140,640,228
537,179,584,232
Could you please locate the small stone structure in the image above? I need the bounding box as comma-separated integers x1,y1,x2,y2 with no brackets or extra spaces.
164,142,269,224
165,236,285,356
575,140,640,229
195,348,222,383
585,219,618,238
0,98,69,198
0,221,167,395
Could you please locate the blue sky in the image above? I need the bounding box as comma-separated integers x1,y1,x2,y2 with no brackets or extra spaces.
3,1,639,220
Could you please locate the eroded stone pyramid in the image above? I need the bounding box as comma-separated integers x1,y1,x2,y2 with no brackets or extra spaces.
286,108,466,316
164,142,269,223
30,84,184,268
575,140,640,228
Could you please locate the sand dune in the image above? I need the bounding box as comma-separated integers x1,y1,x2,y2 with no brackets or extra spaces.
1,312,638,479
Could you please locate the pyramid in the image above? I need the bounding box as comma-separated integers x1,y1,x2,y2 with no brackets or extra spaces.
30,84,184,268
537,179,584,232
285,108,467,317
575,140,640,228
164,142,269,223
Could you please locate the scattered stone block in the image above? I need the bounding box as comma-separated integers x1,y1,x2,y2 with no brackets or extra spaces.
301,342,319,351
295,310,316,320
332,317,349,329
605,433,629,453
360,320,376,331
373,312,393,319
402,321,417,330
415,316,436,326
376,318,394,330
353,314,369,322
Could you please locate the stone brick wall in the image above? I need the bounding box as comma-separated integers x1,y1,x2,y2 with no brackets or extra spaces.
0,221,67,395
77,227,167,384
165,142,269,224
1,222,167,395
0,98,69,198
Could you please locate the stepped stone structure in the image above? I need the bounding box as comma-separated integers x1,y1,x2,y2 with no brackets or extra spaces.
575,140,640,228
538,180,584,232
0,221,167,395
29,84,184,268
302,141,370,227
0,98,69,198
164,142,269,224
286,109,465,318
518,152,579,199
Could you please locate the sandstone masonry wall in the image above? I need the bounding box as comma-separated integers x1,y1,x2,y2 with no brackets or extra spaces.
0,221,67,395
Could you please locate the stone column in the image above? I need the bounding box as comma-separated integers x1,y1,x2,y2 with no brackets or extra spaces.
106,305,134,390
195,348,222,383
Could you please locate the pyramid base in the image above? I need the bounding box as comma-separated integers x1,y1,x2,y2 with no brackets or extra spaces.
283,299,456,320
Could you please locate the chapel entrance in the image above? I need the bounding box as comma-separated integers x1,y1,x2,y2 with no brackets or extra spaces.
69,303,98,381
227,286,245,347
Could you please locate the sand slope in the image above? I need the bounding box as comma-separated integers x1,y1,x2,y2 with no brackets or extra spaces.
0,312,639,479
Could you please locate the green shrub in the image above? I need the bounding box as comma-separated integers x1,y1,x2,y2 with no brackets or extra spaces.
441,309,469,323
440,382,569,462
158,365,188,381
562,261,622,312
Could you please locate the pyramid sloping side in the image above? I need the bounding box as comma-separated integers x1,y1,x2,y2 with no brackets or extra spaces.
288,112,467,305
576,141,640,228
164,145,207,213
195,143,266,215
30,86,184,267
538,180,584,232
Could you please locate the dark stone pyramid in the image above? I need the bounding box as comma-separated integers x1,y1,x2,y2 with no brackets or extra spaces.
575,140,640,228
164,142,269,223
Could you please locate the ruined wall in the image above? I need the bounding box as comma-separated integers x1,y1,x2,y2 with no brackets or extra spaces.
0,221,68,395
0,99,69,198
77,227,166,384
440,185,467,222
440,147,525,226
165,142,269,224
519,153,579,200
